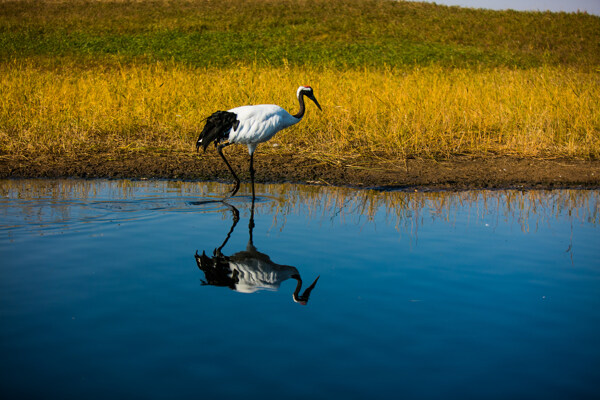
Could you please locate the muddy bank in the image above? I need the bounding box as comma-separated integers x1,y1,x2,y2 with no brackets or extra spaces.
1,152,599,190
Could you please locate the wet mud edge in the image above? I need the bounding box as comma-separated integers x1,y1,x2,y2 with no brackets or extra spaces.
1,152,599,191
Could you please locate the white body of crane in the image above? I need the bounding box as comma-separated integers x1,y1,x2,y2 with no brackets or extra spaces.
226,104,300,155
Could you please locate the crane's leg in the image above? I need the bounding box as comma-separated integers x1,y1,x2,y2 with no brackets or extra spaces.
248,180,255,245
217,143,240,198
249,153,255,200
215,203,240,255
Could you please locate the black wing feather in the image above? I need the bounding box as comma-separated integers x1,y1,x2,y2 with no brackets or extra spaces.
196,111,239,152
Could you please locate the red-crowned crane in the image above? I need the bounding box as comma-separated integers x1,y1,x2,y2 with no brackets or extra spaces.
196,86,322,197
195,199,320,305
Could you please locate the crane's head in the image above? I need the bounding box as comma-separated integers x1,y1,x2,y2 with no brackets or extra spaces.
298,86,322,111
292,275,320,305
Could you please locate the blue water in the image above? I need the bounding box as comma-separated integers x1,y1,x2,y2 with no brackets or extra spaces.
1,179,599,399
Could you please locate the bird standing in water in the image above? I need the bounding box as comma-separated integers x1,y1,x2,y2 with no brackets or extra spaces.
196,86,322,197
195,199,320,305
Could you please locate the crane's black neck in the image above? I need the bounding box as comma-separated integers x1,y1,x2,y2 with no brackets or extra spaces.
292,92,306,120
292,275,320,305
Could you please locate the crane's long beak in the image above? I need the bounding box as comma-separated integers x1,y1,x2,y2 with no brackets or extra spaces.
309,95,322,111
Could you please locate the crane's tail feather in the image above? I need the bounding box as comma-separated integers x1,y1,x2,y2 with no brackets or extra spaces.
196,111,239,152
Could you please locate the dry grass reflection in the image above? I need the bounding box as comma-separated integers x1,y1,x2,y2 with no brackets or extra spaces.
1,180,598,237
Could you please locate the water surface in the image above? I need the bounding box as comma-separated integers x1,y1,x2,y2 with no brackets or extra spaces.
1,179,599,399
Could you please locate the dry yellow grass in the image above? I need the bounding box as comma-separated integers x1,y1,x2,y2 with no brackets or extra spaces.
1,62,599,161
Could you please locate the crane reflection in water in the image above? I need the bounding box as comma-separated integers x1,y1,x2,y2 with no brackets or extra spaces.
195,196,319,305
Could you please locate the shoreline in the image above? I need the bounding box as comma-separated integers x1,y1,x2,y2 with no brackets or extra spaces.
1,153,599,191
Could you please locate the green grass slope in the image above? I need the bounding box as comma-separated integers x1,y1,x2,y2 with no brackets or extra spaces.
1,0,599,69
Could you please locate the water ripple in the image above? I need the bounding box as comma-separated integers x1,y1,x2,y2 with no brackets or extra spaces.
0,186,278,237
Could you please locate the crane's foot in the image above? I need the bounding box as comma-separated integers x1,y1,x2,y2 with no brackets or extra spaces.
223,180,240,199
